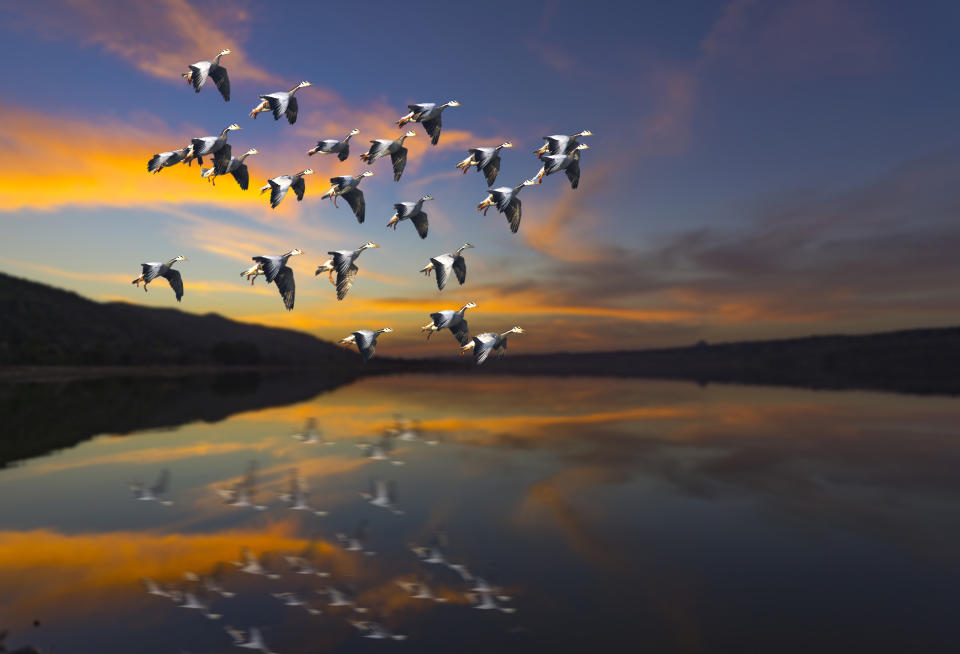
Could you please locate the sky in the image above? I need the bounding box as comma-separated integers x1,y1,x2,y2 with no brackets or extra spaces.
1,0,960,356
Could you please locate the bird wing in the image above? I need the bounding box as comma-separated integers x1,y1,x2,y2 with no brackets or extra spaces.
147,153,165,173
141,263,162,283
394,202,414,219
292,176,306,201
231,163,249,190
329,251,353,277
286,95,299,124
544,135,567,155
408,103,434,115
253,256,283,283
274,266,296,311
365,140,388,162
473,335,497,366
336,263,359,301
338,142,350,161
451,318,470,346
452,255,467,285
213,143,232,175
409,211,429,239
151,468,170,495
341,188,365,223
329,176,350,189
263,93,290,120
189,63,209,92
357,335,377,362
491,189,513,212
481,154,501,187
422,116,442,145
565,158,581,190
191,136,216,157
430,255,453,290
542,153,568,174
160,268,184,302
430,311,453,328
269,177,291,208
505,197,522,233
391,147,408,181
209,64,230,101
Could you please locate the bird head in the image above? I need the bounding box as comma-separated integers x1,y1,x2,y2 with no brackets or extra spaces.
459,243,475,251
444,101,461,108
289,248,304,257
577,130,593,137
245,148,259,156
219,49,232,56
404,131,418,138
460,341,476,354
421,195,434,202
575,143,591,151
298,81,313,89
380,327,394,334
361,170,375,178
227,123,242,131
463,301,477,310
500,142,514,149
300,169,315,176
350,128,361,136
175,255,188,262
510,326,525,334
361,242,380,250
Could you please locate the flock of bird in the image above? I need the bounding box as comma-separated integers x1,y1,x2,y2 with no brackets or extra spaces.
139,49,592,364
130,415,517,653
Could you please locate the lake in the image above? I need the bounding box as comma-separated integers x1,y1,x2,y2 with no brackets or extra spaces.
1,374,959,653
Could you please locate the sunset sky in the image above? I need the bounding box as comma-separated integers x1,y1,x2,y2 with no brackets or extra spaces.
2,0,959,356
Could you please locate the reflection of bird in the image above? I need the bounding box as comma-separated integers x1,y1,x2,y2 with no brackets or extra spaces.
467,590,516,613
147,145,193,173
461,327,526,365
259,169,313,208
396,577,448,603
182,49,231,101
291,417,334,445
247,249,303,311
178,590,222,620
396,100,461,145
321,585,368,612
477,179,538,233
284,535,331,577
201,148,258,189
271,591,322,615
359,132,415,181
183,124,241,168
421,302,477,345
218,461,267,511
228,626,276,653
349,621,407,641
335,520,375,556
183,564,234,599
130,468,173,505
131,257,187,302
420,244,473,291
232,547,281,579
386,195,433,239
249,81,312,124
534,143,590,188
410,532,472,579
320,171,375,222
456,142,513,186
339,328,393,363
327,242,379,300
279,469,329,516
361,478,404,515
308,129,360,161
534,130,592,156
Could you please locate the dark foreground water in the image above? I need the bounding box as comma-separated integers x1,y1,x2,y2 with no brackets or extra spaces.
2,374,960,653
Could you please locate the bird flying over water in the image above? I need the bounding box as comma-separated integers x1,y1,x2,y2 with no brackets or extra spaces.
182,49,231,101
420,244,473,291
259,169,313,208
457,142,513,186
397,101,461,145
320,171,374,222
250,81,312,124
327,242,379,300
422,302,476,345
387,195,433,239
340,328,393,363
461,326,525,365
359,132,416,181
131,256,187,301
477,180,538,233
201,148,258,188
245,248,302,310
308,129,360,161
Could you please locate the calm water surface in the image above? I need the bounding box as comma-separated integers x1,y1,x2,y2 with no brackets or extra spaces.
2,375,960,653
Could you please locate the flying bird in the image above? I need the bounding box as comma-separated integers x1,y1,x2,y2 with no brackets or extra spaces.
308,128,360,161
320,172,374,223
182,49,231,101
249,81,313,124
246,248,303,310
131,256,187,301
339,328,393,363
420,243,473,291
456,142,513,186
387,195,433,239
421,302,477,345
327,242,379,300
147,145,193,174
461,326,526,365
201,148,258,188
535,143,590,188
359,132,416,181
259,169,313,208
183,123,241,168
534,130,593,156
397,101,461,145
477,179,538,233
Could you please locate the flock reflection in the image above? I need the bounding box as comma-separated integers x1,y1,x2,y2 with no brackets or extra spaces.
2,376,960,653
